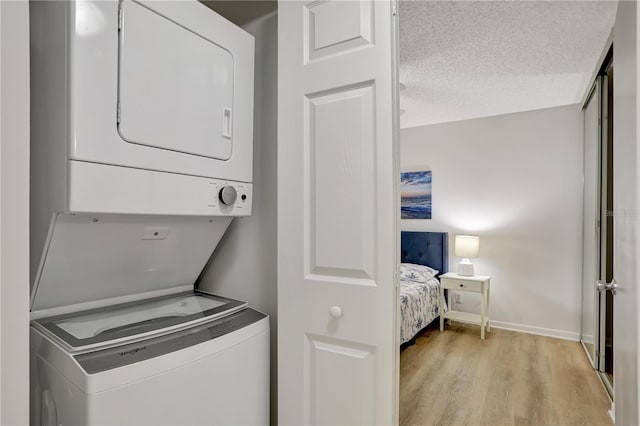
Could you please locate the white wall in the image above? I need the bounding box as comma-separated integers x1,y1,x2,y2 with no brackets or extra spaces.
612,1,639,423
197,10,278,425
401,105,584,339
0,0,30,424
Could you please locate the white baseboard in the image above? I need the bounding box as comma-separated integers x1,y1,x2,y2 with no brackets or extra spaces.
490,320,580,341
609,402,615,424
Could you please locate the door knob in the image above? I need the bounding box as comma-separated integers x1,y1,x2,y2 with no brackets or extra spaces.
596,278,618,295
329,306,343,319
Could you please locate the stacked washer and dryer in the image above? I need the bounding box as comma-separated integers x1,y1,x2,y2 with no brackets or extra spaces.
29,1,268,425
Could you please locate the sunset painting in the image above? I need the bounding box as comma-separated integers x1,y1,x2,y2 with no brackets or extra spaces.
401,171,432,219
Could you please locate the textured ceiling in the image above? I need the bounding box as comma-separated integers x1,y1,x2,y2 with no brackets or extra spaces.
399,1,617,128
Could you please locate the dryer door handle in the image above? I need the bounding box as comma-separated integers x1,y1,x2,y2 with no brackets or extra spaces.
222,107,232,139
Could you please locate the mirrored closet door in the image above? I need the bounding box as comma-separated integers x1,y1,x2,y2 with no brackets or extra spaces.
581,51,614,398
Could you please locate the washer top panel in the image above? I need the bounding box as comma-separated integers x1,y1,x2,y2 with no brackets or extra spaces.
33,291,246,353
74,308,267,374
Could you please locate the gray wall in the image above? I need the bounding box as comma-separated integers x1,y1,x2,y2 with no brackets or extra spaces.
401,104,584,339
0,0,30,423
197,9,278,425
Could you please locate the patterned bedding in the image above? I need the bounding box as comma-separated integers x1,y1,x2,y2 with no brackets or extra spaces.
400,276,446,344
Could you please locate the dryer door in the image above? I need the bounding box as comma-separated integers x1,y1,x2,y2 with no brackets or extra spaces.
66,0,254,185
118,0,234,160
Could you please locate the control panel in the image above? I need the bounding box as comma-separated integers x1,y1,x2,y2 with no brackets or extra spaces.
208,180,252,215
67,161,253,216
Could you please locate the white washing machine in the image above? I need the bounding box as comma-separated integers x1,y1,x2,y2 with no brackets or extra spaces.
29,214,270,426
31,292,269,426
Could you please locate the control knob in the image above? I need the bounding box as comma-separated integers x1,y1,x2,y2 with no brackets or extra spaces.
219,186,237,206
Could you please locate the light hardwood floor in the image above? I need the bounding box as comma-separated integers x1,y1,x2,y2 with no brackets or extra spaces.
400,324,612,426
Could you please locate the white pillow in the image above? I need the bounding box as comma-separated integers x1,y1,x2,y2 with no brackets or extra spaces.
400,263,439,283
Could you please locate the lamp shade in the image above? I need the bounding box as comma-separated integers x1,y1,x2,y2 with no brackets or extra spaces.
455,235,479,258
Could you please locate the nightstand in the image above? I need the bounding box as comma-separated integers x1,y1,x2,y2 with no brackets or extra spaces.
439,272,491,339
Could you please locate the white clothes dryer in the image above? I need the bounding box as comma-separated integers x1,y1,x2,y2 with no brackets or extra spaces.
30,0,255,216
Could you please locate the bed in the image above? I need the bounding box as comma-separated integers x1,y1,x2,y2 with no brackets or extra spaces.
400,231,448,345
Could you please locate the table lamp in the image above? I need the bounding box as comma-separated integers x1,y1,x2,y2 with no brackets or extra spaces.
455,235,479,276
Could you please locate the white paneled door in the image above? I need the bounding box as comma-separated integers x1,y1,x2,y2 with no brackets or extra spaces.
278,1,400,424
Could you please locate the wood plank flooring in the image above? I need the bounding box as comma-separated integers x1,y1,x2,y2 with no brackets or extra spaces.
400,324,612,426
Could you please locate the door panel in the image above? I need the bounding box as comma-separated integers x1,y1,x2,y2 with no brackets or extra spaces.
306,83,376,281
581,79,600,368
598,61,614,392
118,0,234,160
304,1,374,62
305,335,376,425
278,1,399,424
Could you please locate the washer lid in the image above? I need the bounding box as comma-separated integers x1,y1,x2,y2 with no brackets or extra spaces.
30,213,233,317
32,291,247,353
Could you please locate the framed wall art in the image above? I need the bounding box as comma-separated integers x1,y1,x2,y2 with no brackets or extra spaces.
400,170,432,219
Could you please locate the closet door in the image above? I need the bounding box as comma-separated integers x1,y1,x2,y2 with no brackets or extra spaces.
581,79,601,368
278,0,400,424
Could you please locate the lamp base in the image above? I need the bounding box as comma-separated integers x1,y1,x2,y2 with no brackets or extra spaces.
457,259,475,276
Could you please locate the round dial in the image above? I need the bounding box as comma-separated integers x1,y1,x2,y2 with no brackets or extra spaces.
219,186,238,206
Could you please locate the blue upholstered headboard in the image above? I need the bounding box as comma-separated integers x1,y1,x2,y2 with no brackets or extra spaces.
400,232,449,276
